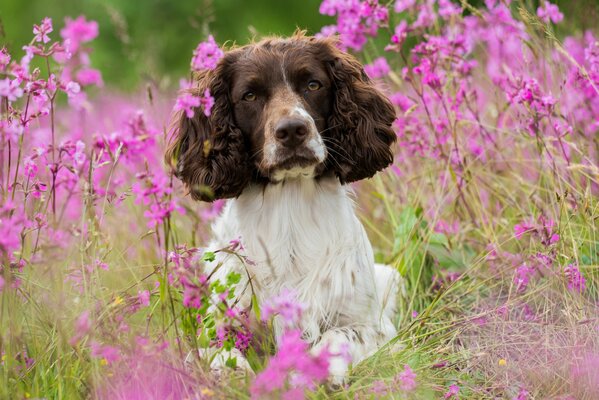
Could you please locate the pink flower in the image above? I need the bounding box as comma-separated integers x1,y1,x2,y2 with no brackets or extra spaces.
69,311,91,345
143,200,184,227
514,221,534,239
537,2,563,24
60,16,99,52
200,199,225,221
396,364,417,391
0,275,4,292
0,48,10,70
174,92,201,118
261,289,306,326
0,78,24,102
24,157,38,179
250,329,330,399
394,0,416,13
564,263,586,293
438,0,461,19
390,20,409,47
90,341,121,363
174,90,214,118
444,384,460,399
514,263,534,292
138,290,150,307
76,68,103,87
513,387,529,400
73,140,86,166
33,17,53,44
191,35,223,71
200,89,215,116
364,57,390,79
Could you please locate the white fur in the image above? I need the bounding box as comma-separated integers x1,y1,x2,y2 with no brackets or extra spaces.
206,175,399,380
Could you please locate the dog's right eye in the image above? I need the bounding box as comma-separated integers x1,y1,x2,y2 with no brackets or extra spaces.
242,92,257,102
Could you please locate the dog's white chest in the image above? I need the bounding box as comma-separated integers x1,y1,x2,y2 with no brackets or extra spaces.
210,177,379,340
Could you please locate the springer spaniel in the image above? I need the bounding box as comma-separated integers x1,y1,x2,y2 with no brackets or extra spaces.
166,33,400,383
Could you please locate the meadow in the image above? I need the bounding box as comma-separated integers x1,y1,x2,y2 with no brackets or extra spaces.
0,0,598,398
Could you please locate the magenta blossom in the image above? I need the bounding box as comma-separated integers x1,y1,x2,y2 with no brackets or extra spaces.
69,310,91,345
364,57,391,79
250,329,330,399
90,341,121,364
394,0,416,13
0,48,10,70
444,384,460,399
76,67,103,87
191,35,223,71
261,288,306,326
513,387,529,400
0,78,24,102
33,17,53,43
138,290,150,307
60,16,99,53
537,1,563,24
396,364,417,391
174,89,214,118
564,263,586,293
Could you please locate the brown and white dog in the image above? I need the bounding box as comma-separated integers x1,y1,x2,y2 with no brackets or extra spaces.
166,33,400,383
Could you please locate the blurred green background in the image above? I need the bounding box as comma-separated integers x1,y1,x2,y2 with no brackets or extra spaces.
1,0,597,91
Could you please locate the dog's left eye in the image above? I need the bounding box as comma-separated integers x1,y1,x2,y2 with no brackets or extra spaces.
307,81,321,91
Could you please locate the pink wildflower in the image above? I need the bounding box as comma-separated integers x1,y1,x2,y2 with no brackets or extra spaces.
514,221,533,239
33,17,53,43
191,35,223,71
73,140,86,166
76,68,103,87
537,2,563,24
174,90,213,118
138,290,150,307
514,263,534,292
174,92,201,119
364,57,390,79
564,263,586,293
90,341,121,364
444,384,460,399
261,289,306,326
69,310,91,345
0,78,24,102
23,157,38,179
396,364,417,391
513,387,529,400
0,48,10,70
60,16,99,52
250,329,330,399
390,20,409,47
394,0,416,13
438,0,461,19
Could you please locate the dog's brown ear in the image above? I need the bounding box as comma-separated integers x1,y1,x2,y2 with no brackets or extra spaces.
316,37,397,183
165,55,252,202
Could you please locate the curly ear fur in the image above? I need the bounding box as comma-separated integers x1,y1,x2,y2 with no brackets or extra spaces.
318,38,397,183
164,57,252,202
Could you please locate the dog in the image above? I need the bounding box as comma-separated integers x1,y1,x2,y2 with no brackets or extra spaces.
166,32,400,383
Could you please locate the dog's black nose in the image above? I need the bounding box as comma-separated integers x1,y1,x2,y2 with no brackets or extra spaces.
275,118,308,148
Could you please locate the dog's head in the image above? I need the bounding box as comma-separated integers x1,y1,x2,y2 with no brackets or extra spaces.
165,33,397,201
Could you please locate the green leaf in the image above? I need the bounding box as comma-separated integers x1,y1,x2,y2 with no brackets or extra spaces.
226,271,241,286
225,356,237,369
202,251,216,262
